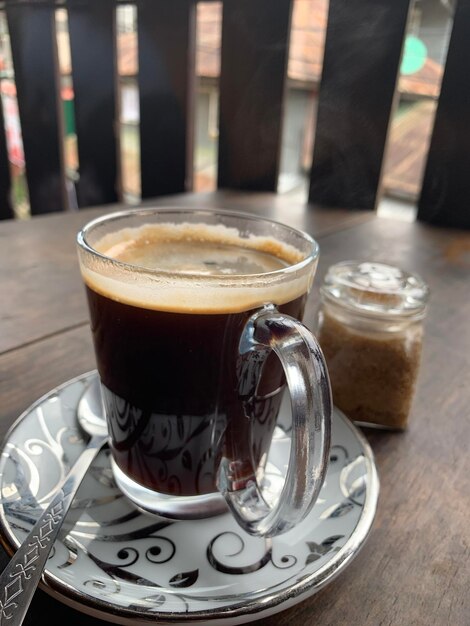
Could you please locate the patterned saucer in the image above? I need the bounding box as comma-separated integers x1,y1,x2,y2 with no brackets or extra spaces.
0,372,379,625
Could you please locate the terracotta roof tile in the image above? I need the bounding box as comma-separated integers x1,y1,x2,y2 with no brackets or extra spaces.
2,0,439,98
117,32,137,77
399,57,443,98
196,2,221,78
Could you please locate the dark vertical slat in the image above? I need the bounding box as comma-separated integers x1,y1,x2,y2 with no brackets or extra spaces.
0,95,13,219
218,0,292,191
137,0,196,198
309,0,410,210
418,1,470,228
67,0,118,208
6,0,66,215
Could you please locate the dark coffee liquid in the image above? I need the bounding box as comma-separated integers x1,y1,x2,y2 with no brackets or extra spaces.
87,288,306,496
84,228,308,497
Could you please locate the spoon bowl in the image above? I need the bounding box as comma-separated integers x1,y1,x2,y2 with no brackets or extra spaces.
77,376,108,438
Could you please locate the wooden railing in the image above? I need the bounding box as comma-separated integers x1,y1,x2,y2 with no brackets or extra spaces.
0,0,468,228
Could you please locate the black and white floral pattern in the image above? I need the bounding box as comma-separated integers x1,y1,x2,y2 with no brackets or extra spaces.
0,373,379,625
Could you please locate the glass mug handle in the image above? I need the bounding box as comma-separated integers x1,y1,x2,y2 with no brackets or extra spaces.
217,305,332,537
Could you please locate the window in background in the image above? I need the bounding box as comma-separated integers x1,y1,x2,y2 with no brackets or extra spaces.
379,0,454,217
279,0,328,198
56,8,79,210
194,2,221,192
193,0,329,199
117,3,140,203
0,10,29,218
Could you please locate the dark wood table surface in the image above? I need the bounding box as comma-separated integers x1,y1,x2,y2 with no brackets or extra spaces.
1,191,469,625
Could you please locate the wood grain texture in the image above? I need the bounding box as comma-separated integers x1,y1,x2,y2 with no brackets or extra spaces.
137,0,196,198
0,325,94,435
67,0,118,207
0,209,97,354
1,202,468,625
309,0,410,210
0,191,373,354
260,220,470,625
218,0,292,191
5,0,66,215
304,219,470,360
256,333,470,626
418,0,470,228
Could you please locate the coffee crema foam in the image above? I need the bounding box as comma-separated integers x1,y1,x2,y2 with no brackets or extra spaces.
81,222,314,313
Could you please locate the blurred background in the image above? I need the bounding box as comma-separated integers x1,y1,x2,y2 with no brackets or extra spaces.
0,0,455,219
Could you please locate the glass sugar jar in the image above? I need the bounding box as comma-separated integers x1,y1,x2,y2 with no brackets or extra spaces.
316,261,429,430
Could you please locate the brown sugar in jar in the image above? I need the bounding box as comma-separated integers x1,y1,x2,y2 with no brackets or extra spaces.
316,262,429,430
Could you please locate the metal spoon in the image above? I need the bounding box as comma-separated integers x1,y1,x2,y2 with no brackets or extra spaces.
0,377,107,626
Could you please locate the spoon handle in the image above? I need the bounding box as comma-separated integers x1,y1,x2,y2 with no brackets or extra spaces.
0,435,106,626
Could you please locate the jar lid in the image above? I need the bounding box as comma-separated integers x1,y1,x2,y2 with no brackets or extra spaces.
321,261,429,319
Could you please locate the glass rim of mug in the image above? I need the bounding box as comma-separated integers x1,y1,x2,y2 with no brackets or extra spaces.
77,207,319,281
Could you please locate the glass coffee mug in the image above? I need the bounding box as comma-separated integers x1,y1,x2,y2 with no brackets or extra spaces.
77,208,331,537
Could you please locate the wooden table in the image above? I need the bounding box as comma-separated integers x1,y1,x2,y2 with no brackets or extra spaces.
1,191,468,625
